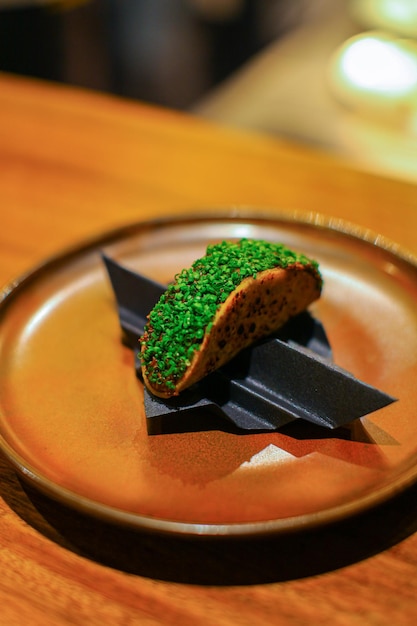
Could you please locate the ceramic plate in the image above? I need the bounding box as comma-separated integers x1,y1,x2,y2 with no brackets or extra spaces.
1,212,417,537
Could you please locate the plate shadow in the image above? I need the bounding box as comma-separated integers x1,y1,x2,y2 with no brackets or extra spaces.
2,452,417,586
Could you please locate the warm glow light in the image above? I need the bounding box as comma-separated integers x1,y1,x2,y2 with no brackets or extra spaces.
328,32,417,123
327,31,417,176
351,0,417,37
383,0,417,22
340,35,417,96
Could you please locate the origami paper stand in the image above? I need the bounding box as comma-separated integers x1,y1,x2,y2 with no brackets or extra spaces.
103,254,396,433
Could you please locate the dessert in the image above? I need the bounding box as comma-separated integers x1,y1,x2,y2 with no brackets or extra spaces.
140,238,322,398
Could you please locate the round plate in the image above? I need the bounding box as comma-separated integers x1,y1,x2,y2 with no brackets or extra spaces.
1,211,417,537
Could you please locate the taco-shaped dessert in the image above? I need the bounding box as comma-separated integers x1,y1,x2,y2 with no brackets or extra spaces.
140,238,322,398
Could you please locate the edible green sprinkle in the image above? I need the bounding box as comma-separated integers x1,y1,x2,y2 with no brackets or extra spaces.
140,238,321,389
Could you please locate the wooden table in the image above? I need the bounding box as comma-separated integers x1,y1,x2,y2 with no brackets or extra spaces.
2,73,417,626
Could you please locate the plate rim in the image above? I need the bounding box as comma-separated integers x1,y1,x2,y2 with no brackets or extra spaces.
2,207,417,538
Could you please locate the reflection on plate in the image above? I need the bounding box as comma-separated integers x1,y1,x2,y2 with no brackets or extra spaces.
1,211,417,537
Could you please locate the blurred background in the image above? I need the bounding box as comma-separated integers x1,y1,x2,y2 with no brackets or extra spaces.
0,0,327,107
1,0,417,182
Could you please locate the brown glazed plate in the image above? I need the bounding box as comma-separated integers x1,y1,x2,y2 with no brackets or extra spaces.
1,211,417,537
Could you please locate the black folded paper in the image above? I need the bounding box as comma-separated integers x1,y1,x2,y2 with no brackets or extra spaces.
102,254,396,433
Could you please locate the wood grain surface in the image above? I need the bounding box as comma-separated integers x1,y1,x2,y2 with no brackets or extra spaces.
1,73,417,626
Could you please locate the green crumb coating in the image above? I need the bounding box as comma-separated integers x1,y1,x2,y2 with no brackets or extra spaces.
140,238,322,391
